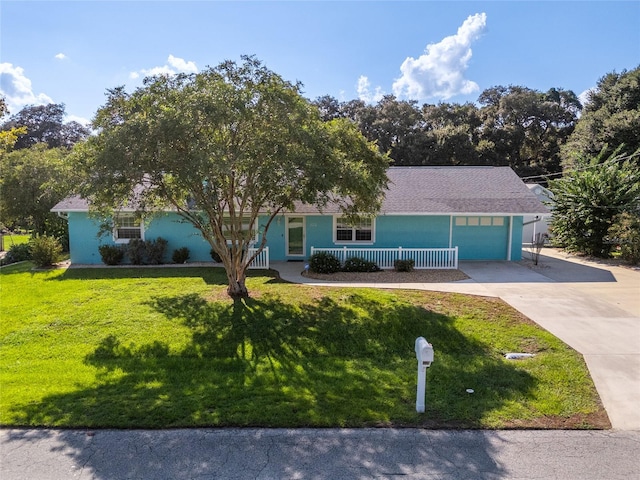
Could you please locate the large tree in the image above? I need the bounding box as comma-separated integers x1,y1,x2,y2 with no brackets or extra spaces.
562,66,640,167
0,144,72,235
549,148,640,257
1,103,89,150
76,56,389,297
478,86,581,178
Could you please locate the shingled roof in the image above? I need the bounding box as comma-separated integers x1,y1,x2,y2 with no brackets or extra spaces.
293,166,549,215
381,166,548,214
52,166,548,215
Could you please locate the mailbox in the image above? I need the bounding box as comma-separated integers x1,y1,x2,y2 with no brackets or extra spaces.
415,337,434,367
414,337,434,413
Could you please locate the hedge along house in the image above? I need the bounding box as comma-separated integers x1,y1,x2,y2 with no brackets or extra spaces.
52,166,548,268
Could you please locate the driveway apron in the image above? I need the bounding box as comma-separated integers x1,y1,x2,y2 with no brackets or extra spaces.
458,252,640,430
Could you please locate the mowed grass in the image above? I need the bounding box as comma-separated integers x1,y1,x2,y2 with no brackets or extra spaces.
0,262,608,429
2,234,30,249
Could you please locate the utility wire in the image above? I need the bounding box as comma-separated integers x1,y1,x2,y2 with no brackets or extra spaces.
521,152,639,182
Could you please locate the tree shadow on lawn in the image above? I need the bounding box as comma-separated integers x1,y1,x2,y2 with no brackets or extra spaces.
48,266,285,286
10,291,540,430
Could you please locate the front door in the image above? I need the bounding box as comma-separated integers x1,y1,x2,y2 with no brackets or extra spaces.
286,216,305,257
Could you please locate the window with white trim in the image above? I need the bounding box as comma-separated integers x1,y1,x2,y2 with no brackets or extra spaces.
221,217,258,245
454,216,506,227
113,214,143,243
335,216,374,243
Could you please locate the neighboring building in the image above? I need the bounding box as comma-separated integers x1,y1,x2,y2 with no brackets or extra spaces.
523,184,554,245
52,166,548,266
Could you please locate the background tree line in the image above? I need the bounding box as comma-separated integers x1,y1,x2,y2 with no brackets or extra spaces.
1,64,638,263
0,100,89,240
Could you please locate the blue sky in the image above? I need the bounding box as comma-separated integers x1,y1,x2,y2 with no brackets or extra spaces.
1,1,639,125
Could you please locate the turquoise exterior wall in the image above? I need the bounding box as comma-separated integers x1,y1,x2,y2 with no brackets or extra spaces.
68,212,212,264
375,215,451,248
66,212,523,264
67,212,104,264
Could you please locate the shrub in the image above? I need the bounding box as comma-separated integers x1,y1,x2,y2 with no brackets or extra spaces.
98,244,125,265
127,238,146,265
146,237,168,265
210,248,222,263
608,212,640,264
29,235,63,267
5,243,32,264
309,251,341,274
394,258,415,272
172,247,190,264
342,256,380,272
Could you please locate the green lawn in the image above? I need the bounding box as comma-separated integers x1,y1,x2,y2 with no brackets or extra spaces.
0,262,608,429
1,233,30,250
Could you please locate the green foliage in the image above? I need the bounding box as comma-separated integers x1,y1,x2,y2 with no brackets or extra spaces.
172,247,190,264
4,243,32,263
145,237,168,265
394,258,415,272
76,56,389,297
127,237,168,265
342,256,380,272
0,144,73,234
549,149,640,257
563,66,640,166
98,244,125,265
608,212,640,264
313,86,580,177
29,235,63,267
1,103,89,150
210,248,222,263
127,239,146,265
309,251,342,274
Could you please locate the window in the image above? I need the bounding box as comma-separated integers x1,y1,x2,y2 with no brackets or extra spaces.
114,214,143,243
454,216,506,227
335,217,374,243
221,217,258,244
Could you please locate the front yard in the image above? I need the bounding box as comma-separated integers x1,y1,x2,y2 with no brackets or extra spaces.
0,262,608,429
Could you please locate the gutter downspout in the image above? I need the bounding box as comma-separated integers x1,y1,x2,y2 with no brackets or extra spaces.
522,215,543,245
448,215,453,248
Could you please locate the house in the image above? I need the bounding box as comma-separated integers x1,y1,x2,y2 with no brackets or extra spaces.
52,166,548,267
522,184,554,245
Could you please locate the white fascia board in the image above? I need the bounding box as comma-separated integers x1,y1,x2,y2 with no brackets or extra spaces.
379,212,546,216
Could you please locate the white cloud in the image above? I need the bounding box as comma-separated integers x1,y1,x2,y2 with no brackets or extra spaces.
357,75,385,103
392,12,487,101
130,54,198,80
167,55,197,74
578,88,592,108
0,63,53,114
65,114,91,127
54,53,67,60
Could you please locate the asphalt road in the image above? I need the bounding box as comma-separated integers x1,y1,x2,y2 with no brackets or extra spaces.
2,428,639,480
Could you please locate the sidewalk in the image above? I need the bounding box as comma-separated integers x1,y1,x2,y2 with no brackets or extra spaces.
274,249,640,430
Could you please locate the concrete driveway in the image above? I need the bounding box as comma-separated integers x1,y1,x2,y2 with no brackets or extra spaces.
275,248,640,430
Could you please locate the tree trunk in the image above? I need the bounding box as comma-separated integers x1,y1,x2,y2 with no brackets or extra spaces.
224,254,250,298
226,274,249,298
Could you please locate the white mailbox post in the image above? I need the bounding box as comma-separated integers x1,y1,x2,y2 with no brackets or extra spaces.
415,337,434,413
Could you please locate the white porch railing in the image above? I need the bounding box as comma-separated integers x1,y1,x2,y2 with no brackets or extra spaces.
248,247,269,269
310,246,458,270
